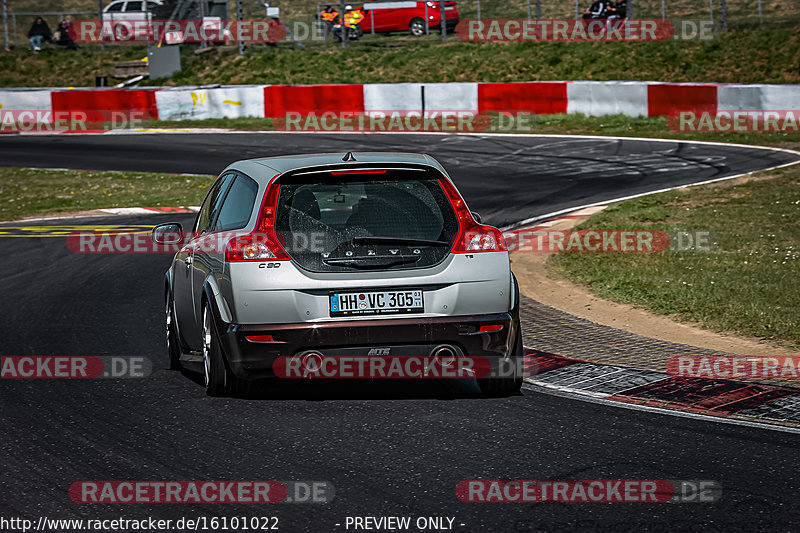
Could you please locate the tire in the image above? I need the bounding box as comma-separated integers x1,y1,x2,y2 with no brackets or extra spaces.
477,325,524,397
165,296,182,370
202,304,242,397
409,17,426,36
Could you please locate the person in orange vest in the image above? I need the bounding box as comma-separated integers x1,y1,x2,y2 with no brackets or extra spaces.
319,5,339,39
333,5,364,41
345,6,365,27
320,5,338,23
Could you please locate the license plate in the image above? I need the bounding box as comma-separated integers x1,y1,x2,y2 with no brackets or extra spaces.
330,289,424,317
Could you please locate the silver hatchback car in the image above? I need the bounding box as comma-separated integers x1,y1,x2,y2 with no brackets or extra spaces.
154,152,523,397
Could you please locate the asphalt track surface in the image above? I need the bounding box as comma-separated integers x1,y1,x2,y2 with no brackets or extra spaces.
1,133,799,532
1,132,797,226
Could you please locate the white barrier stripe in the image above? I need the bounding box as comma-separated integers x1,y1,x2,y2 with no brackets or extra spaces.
1,82,798,124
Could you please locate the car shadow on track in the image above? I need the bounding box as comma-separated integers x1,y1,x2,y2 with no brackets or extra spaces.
178,369,521,401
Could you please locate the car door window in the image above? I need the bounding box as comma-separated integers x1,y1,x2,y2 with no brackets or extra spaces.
106,2,124,12
125,1,143,11
214,174,259,232
194,174,234,234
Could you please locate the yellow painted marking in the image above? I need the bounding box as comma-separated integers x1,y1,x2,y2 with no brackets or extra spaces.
0,225,154,238
190,92,208,106
223,100,242,106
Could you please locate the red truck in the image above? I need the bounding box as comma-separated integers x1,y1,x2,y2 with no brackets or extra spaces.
357,1,459,36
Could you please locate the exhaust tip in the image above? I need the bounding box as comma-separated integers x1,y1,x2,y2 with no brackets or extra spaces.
298,351,324,377
431,344,458,367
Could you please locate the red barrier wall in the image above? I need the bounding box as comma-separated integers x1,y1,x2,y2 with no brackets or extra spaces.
51,89,160,121
647,84,717,117
478,82,568,114
264,84,365,118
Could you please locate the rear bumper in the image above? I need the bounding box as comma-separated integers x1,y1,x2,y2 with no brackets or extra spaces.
218,312,517,380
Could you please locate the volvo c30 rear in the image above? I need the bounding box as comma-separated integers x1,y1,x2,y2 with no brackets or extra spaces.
156,152,522,397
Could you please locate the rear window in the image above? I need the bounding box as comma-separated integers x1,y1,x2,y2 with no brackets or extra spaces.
275,169,458,272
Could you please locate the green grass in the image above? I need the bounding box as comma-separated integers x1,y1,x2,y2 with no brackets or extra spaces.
154,26,800,86
2,24,799,87
152,116,275,130
0,167,212,221
549,165,800,346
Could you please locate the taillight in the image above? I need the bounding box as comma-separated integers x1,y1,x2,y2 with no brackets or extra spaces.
225,177,290,262
225,234,288,261
438,178,507,253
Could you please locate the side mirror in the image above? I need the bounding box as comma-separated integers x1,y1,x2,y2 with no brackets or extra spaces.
471,211,482,223
152,223,183,245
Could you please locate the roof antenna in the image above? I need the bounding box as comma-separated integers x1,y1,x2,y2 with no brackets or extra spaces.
342,152,356,162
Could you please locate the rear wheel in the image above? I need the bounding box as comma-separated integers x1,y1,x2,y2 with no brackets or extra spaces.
202,305,242,397
477,325,523,397
165,296,182,370
409,17,426,36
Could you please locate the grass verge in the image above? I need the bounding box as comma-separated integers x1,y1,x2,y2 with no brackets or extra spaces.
0,167,212,221
549,164,800,347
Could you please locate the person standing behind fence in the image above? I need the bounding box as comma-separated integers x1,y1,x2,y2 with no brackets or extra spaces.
28,17,52,52
54,20,79,50
319,5,338,39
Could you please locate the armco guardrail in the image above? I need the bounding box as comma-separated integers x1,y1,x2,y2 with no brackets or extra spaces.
0,81,798,124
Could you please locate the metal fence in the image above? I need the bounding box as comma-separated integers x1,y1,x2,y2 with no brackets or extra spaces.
5,10,97,49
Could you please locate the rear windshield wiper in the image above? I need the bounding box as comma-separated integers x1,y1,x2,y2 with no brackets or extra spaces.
351,236,450,247
323,255,421,269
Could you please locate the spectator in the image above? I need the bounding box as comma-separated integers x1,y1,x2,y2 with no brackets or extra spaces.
604,1,620,19
583,0,607,19
54,20,79,50
28,17,52,52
